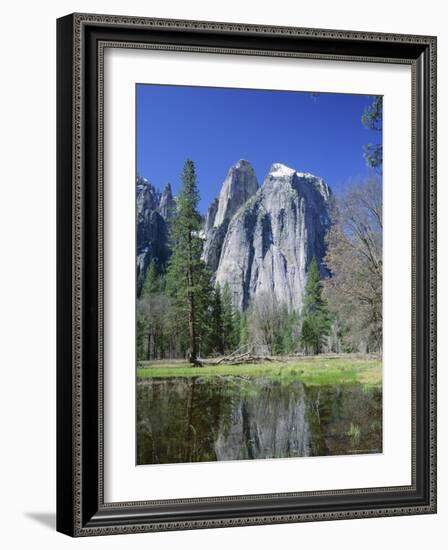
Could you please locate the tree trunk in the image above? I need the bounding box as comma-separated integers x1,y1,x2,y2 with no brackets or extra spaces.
146,329,151,360
186,230,197,364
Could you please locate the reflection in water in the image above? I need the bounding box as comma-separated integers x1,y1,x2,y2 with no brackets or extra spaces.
137,377,382,465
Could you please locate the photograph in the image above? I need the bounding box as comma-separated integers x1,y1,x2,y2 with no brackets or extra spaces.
53,8,437,538
135,84,383,465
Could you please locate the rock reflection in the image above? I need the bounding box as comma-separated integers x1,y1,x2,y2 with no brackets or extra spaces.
137,377,382,465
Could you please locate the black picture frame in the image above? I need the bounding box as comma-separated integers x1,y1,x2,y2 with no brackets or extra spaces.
57,13,437,537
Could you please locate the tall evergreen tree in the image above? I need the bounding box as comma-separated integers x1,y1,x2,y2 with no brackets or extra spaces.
239,311,249,349
166,159,211,364
136,316,147,362
142,260,160,297
210,283,224,355
221,282,238,352
282,310,298,355
300,257,331,354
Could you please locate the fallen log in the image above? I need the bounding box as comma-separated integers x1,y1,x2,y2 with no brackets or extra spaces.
214,345,253,365
215,353,268,365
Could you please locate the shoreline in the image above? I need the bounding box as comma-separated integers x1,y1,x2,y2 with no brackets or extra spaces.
137,356,382,387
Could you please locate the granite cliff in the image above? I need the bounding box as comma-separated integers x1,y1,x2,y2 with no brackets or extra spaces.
203,159,259,273
203,161,332,311
136,160,332,310
136,176,175,293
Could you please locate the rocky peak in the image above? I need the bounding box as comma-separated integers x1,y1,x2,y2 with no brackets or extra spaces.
213,159,258,228
203,160,258,272
136,176,161,213
136,161,333,310
204,197,219,233
264,163,331,201
136,176,173,294
267,162,296,179
210,162,332,311
159,183,175,220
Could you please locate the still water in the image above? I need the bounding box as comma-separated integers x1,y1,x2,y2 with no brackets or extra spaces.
137,376,382,465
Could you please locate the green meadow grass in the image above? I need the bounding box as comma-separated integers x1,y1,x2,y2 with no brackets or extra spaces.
137,356,382,387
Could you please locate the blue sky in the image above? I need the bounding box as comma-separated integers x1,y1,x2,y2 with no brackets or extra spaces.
136,84,382,214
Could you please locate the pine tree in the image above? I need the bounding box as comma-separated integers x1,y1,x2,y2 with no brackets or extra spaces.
282,310,298,355
136,316,147,362
239,311,249,349
142,260,159,296
300,257,331,354
210,283,224,354
166,159,211,364
221,282,238,352
195,266,214,357
233,309,241,349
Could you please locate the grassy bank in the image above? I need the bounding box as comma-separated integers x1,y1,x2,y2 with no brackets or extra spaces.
137,356,381,387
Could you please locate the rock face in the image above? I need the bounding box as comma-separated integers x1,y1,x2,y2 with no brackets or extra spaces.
136,177,175,293
137,376,382,464
203,160,258,273
136,160,332,310
206,162,332,311
212,159,259,228
158,182,176,220
137,377,311,463
214,378,310,460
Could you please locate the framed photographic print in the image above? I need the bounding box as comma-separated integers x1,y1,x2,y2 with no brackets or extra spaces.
56,13,437,536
